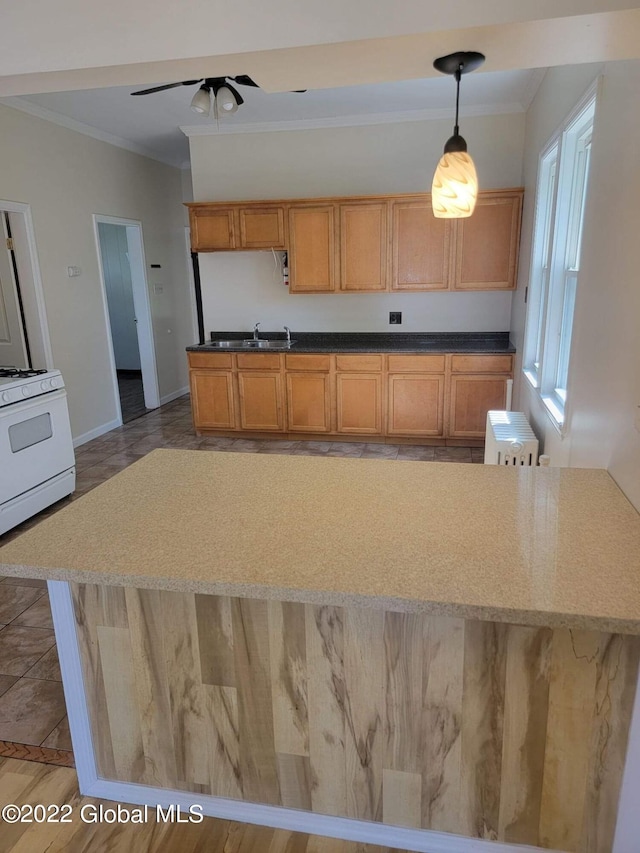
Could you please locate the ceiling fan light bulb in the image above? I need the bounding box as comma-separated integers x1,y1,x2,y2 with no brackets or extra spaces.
190,87,211,114
431,151,478,218
215,86,239,114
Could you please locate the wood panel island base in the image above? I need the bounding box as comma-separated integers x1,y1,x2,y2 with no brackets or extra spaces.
2,450,640,853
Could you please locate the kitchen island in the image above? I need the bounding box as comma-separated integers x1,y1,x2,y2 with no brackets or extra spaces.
1,449,640,853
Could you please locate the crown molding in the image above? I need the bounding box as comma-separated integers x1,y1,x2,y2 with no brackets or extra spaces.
180,102,525,137
0,96,183,169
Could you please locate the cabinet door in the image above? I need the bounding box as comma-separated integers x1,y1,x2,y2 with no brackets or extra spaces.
387,374,445,436
340,203,388,292
448,374,509,438
286,372,331,432
336,373,383,434
452,192,522,290
189,208,236,251
288,205,336,293
392,202,450,291
239,206,286,249
190,370,236,429
237,371,285,431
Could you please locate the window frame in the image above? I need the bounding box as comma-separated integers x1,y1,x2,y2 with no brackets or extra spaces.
523,80,599,434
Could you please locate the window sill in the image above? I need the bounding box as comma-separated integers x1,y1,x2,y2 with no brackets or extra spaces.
542,395,565,436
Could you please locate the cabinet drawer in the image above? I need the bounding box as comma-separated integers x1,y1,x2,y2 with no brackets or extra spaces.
336,354,383,372
285,354,331,372
236,353,282,370
387,354,446,373
451,354,513,374
188,352,233,370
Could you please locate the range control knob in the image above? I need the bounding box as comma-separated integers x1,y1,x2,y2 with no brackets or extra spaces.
22,386,31,397
41,380,49,391
1,391,10,403
50,377,59,388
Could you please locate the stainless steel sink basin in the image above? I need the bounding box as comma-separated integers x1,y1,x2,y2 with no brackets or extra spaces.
207,339,295,349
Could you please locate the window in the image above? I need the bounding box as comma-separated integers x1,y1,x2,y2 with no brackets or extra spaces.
523,87,597,430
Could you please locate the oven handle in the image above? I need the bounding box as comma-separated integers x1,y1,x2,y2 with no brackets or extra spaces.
0,388,68,420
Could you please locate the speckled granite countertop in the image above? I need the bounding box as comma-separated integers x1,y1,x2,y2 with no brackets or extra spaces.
2,449,639,633
187,331,515,354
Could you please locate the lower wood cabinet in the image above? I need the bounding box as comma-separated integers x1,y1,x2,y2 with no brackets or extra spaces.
286,372,331,432
189,351,513,442
189,370,236,429
336,373,383,434
387,374,445,436
237,372,285,432
449,374,509,438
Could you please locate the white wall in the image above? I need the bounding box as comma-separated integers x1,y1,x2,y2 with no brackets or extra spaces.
510,60,640,510
190,113,525,334
0,102,192,441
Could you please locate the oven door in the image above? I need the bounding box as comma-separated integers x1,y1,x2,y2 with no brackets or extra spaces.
0,389,75,504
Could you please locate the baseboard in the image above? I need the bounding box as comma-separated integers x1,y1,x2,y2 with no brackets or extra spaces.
82,777,548,853
73,418,121,448
160,385,189,406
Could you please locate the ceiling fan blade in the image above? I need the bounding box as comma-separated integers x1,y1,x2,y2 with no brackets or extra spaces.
224,83,244,106
131,80,203,96
230,75,259,88
291,89,307,93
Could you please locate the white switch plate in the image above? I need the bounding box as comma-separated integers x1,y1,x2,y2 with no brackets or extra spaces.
153,284,164,294
67,266,81,277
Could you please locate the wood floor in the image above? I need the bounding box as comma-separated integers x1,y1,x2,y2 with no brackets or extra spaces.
0,757,402,852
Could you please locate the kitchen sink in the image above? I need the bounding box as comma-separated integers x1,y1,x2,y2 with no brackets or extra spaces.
207,339,296,349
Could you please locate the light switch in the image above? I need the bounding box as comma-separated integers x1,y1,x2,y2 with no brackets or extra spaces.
67,266,81,277
153,284,164,294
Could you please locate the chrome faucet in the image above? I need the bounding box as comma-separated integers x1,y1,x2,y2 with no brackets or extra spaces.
283,325,291,344
253,322,261,341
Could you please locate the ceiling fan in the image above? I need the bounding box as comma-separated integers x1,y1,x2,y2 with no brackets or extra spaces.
131,75,305,116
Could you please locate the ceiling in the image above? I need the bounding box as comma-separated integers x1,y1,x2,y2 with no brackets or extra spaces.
3,68,544,169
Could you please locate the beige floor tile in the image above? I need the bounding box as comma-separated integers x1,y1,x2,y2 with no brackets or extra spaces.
0,677,66,745
229,439,267,452
258,441,300,454
0,626,57,677
360,444,400,459
0,586,45,624
324,442,365,457
396,445,436,461
0,675,18,698
13,595,53,630
1,577,47,589
41,715,72,751
434,446,472,463
24,646,61,682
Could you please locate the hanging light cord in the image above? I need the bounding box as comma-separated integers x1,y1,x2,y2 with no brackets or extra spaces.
453,66,462,136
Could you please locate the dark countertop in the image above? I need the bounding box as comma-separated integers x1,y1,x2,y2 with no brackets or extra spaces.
187,332,515,354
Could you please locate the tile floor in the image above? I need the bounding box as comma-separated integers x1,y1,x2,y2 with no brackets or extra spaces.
0,392,483,759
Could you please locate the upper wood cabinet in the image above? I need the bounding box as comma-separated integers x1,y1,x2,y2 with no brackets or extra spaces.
452,191,522,290
391,201,451,291
189,207,236,251
186,188,523,291
340,202,388,292
288,205,336,293
238,206,286,249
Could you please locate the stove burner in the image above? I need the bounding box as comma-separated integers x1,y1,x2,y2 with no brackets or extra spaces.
0,367,48,378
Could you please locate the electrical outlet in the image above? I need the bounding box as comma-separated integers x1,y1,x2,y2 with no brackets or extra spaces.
389,312,402,325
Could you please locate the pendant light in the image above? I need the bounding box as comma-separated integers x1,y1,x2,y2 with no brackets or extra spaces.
431,51,485,218
190,85,211,114
215,85,239,114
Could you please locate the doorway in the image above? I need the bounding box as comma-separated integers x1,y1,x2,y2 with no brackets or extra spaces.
0,203,52,372
94,216,159,424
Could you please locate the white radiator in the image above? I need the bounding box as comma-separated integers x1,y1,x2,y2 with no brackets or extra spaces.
484,411,539,466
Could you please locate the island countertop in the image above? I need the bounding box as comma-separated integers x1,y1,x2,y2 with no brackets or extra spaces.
1,449,639,633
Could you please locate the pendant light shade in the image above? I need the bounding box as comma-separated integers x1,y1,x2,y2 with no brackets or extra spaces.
431,51,485,219
215,85,239,114
432,150,478,218
190,85,211,114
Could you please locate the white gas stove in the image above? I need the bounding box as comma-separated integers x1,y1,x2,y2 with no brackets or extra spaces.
0,367,76,535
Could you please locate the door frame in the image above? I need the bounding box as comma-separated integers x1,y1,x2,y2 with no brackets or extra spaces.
93,215,160,423
0,199,53,370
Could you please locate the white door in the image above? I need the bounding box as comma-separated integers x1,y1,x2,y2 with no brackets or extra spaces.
0,218,27,368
